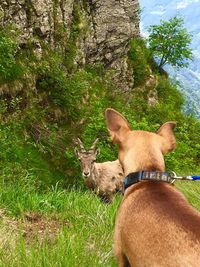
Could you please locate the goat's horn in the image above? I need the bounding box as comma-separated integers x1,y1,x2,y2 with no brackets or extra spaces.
91,138,99,150
76,138,85,151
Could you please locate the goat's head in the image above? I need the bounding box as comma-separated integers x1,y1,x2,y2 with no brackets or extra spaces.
105,108,176,176
75,138,100,178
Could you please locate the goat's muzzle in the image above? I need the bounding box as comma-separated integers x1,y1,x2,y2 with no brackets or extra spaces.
83,171,90,178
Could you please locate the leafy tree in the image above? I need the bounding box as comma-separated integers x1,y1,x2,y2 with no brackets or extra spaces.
148,16,193,69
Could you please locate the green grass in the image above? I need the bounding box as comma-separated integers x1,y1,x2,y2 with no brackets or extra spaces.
177,181,200,211
0,176,121,267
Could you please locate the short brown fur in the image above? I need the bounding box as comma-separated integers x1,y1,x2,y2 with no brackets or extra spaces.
105,108,200,267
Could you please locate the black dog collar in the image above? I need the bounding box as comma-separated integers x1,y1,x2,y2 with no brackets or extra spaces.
122,171,173,193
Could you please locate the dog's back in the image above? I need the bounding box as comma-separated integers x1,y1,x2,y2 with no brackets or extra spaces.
115,182,200,267
105,108,200,267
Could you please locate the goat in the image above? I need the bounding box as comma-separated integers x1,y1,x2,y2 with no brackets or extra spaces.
75,138,124,202
105,108,200,267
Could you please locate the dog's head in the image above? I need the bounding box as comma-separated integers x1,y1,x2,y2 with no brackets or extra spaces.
105,108,176,176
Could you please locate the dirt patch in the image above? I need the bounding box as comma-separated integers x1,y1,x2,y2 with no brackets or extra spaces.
0,209,69,245
22,212,69,244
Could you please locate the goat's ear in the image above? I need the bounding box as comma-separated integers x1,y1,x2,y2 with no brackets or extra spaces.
105,108,131,144
74,148,80,158
157,122,176,154
95,148,100,157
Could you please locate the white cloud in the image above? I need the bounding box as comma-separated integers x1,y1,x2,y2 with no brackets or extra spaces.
150,10,165,15
140,22,149,37
149,5,165,16
140,31,149,38
177,1,189,9
177,0,199,9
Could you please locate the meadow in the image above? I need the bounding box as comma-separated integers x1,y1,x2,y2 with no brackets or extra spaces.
0,176,120,267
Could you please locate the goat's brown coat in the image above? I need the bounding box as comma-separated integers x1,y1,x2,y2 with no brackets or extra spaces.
105,108,200,267
75,139,124,202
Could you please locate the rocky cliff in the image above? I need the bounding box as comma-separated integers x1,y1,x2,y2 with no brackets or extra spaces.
0,0,140,89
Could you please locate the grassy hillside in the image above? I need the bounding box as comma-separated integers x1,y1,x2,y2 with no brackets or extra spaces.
0,26,200,266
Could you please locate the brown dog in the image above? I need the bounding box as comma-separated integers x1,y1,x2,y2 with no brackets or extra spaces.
105,108,200,267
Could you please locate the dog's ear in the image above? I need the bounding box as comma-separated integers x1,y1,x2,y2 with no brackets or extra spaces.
157,122,176,154
105,108,131,144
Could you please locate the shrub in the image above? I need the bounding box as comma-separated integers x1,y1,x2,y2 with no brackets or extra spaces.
128,38,151,86
0,33,23,83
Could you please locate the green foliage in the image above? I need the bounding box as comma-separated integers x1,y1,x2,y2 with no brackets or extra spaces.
128,38,151,86
0,122,57,189
148,15,193,69
0,34,23,83
156,78,184,108
165,116,200,174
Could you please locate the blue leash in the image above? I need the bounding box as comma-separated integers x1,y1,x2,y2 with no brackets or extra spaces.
171,172,200,181
191,176,200,180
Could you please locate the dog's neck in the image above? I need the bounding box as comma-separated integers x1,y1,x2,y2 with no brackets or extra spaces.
122,157,165,177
